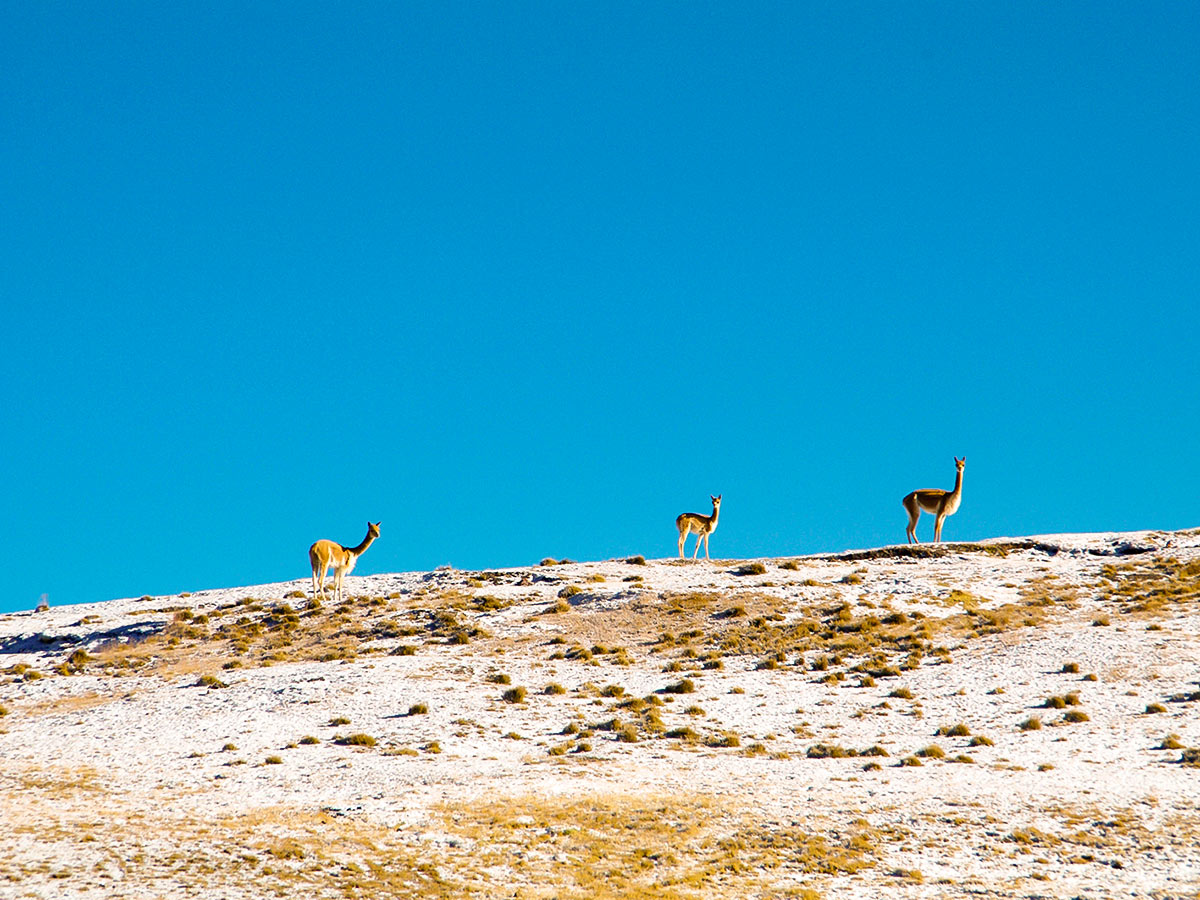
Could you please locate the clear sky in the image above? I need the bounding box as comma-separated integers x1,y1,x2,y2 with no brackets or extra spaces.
3,2,1197,614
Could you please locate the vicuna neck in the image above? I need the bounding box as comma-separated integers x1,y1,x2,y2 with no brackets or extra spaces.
951,468,964,498
349,529,377,556
710,502,721,525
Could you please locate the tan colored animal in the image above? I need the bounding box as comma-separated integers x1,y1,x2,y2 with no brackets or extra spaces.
676,495,721,559
903,458,965,543
309,521,381,603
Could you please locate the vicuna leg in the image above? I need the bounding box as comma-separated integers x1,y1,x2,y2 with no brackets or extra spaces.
934,513,946,542
702,533,710,560
904,497,921,544
678,530,687,558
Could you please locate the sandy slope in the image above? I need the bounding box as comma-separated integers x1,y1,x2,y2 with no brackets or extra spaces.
2,529,1199,899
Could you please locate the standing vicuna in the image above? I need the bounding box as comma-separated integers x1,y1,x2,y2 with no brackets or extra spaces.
309,521,381,603
676,495,722,559
903,457,965,543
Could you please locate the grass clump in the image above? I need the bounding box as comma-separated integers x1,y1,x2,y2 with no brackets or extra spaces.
196,675,227,689
807,744,856,759
299,735,320,745
1061,662,1080,673
968,735,994,747
935,723,970,737
544,682,566,695
1061,710,1090,723
1042,693,1081,709
1145,703,1167,714
705,731,741,748
264,755,283,765
661,678,696,694
329,716,351,726
734,563,767,577
501,686,527,704
334,733,377,747
888,687,914,700
407,703,429,716
916,744,946,759
1019,716,1043,732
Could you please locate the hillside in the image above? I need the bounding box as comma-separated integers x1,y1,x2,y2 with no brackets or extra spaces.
2,529,1199,899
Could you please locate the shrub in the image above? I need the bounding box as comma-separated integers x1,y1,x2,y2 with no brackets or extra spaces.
299,736,319,745
196,675,227,689
1061,662,1080,673
735,563,767,577
407,703,429,716
502,686,527,704
487,673,511,685
1062,710,1089,723
1180,748,1200,766
558,585,582,599
544,683,566,695
265,755,283,765
625,555,647,565
936,723,971,737
1145,703,1167,714
916,744,946,759
888,687,914,700
1019,716,1042,732
968,735,994,747
221,742,238,752
391,644,417,656
1092,616,1111,626
1159,734,1184,750
329,716,351,726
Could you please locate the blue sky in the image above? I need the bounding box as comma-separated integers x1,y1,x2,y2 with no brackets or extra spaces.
3,3,1197,613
